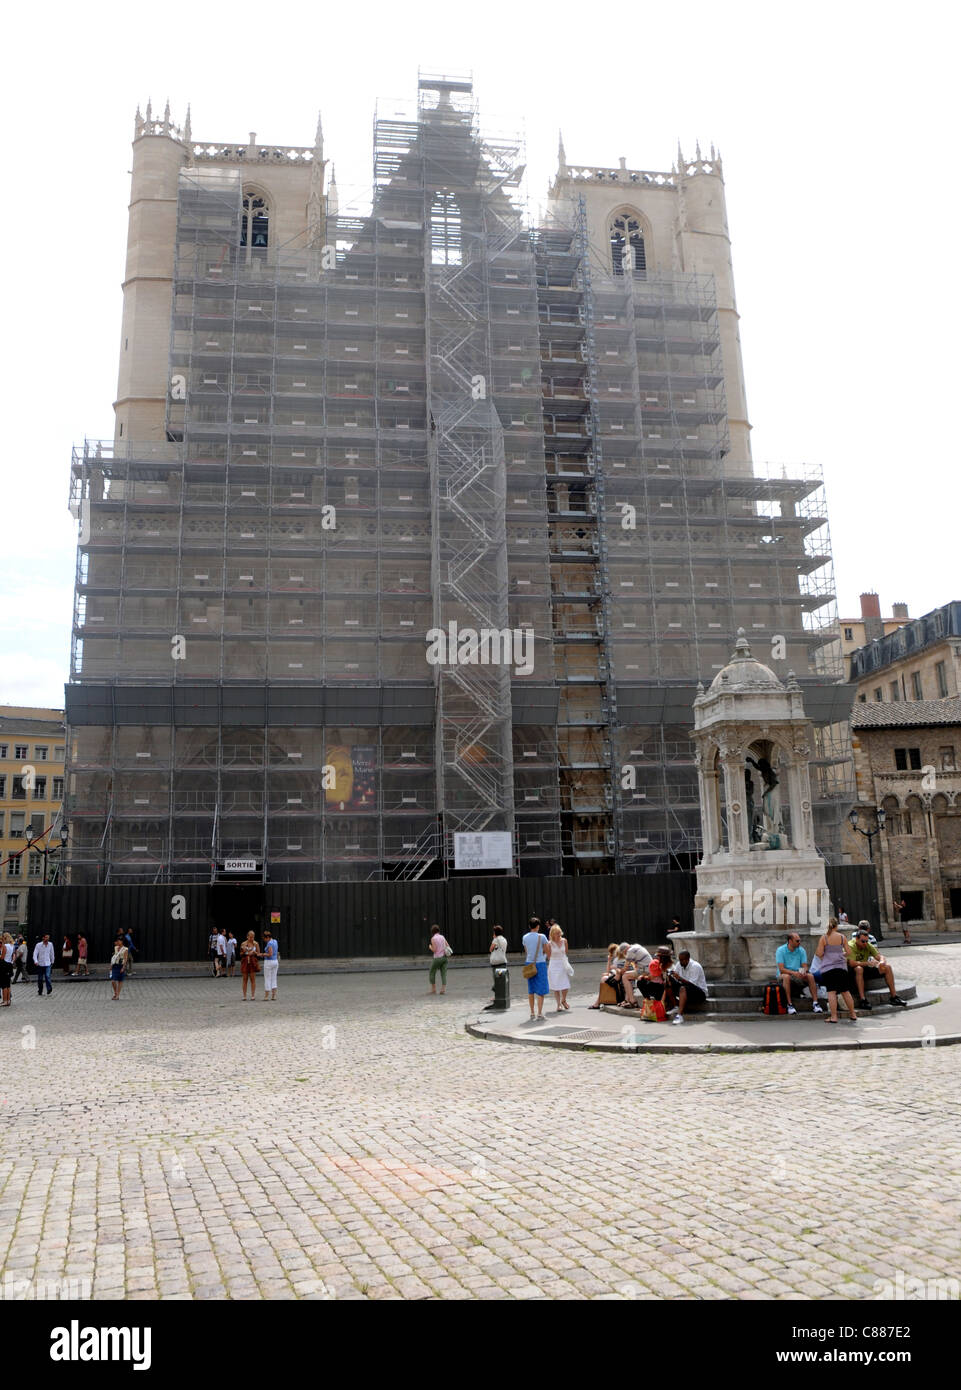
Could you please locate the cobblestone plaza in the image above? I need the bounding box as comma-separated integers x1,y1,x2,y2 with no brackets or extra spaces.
2,945,959,1301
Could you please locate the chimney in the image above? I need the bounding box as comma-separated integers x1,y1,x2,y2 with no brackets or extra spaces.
892,602,909,620
859,592,881,619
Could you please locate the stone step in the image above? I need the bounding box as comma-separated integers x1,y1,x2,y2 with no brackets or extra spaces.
601,980,920,1019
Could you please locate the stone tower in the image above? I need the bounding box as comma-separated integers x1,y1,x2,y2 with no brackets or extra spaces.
116,104,331,444
547,142,752,474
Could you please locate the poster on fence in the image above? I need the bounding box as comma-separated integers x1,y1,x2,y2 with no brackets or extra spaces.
453,831,513,871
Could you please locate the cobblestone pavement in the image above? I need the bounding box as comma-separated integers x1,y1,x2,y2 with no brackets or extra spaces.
2,944,960,1301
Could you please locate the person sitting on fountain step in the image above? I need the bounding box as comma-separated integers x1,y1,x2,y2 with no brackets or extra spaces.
775,931,823,1015
638,946,675,1008
619,942,654,1008
848,922,907,1009
592,941,629,1006
667,950,708,1025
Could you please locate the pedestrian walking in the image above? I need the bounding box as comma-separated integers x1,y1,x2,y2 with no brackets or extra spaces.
894,897,910,944
240,931,261,1000
61,935,75,975
215,929,227,978
225,930,237,977
428,925,451,995
815,916,858,1023
123,930,137,975
546,922,572,1011
262,929,279,1001
208,929,219,976
109,937,131,1000
33,934,55,996
0,933,15,1007
521,917,549,1020
76,934,89,977
12,936,28,984
488,925,508,989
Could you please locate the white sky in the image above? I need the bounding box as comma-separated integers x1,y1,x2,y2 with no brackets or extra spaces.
3,0,958,707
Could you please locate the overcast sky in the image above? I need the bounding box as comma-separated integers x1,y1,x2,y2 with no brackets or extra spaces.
3,0,957,708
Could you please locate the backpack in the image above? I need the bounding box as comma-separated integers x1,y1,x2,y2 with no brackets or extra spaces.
762,981,787,1015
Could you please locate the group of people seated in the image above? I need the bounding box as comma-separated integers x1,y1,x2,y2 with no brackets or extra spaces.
590,940,708,1026
774,918,907,1022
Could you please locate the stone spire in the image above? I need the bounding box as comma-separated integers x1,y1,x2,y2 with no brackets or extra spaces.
558,129,567,172
163,98,171,127
676,139,684,171
308,113,328,249
183,104,192,145
327,164,338,220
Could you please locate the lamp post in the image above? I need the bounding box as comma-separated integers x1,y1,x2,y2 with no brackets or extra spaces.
848,806,886,862
25,822,69,884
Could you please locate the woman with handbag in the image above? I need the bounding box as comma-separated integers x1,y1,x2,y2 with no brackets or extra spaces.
488,926,509,989
546,922,573,1012
428,926,451,995
240,930,261,1001
109,937,130,1001
521,918,550,1020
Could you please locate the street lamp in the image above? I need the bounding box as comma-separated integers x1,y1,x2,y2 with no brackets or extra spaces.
848,806,886,861
24,823,69,884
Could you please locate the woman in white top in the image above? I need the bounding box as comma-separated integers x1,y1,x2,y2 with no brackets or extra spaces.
546,922,572,1012
0,933,15,1007
488,925,508,988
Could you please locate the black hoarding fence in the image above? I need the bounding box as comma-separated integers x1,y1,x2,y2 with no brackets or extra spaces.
28,865,878,965
28,873,695,964
824,863,882,933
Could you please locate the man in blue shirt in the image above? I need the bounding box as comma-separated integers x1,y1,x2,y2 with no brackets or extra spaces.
774,932,823,1015
521,917,549,1021
261,929,280,1001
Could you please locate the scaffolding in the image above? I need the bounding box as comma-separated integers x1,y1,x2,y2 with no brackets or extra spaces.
64,75,853,884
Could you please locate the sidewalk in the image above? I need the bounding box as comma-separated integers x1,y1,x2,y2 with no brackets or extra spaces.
40,950,609,982
467,985,960,1053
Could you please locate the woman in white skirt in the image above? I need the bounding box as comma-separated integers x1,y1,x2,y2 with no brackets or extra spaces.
546,922,572,1012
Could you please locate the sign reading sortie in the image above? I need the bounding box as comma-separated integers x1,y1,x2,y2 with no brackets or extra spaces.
223,857,258,873
453,832,513,872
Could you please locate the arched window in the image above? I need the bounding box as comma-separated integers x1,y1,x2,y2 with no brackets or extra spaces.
241,188,270,263
610,211,647,279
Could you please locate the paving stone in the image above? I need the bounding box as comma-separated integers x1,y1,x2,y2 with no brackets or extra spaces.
2,956,960,1301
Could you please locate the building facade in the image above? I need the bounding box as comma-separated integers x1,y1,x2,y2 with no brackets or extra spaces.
849,698,961,930
840,592,909,667
850,601,961,705
64,75,853,886
0,707,66,930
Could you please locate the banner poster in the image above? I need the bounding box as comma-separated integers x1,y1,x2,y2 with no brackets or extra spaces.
325,745,377,812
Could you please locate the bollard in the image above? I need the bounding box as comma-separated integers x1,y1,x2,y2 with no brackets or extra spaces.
485,965,510,1012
